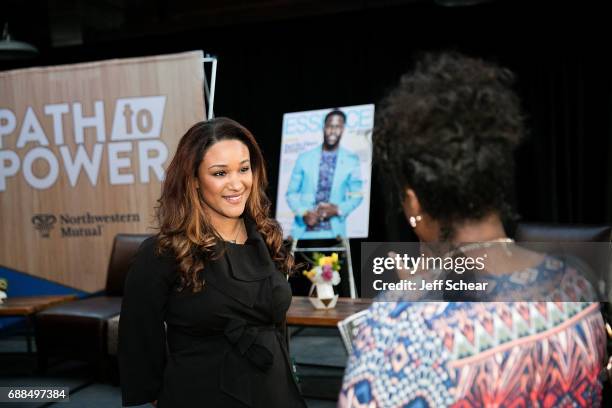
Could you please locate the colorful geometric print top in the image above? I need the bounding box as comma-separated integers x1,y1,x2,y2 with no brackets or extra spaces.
339,262,607,407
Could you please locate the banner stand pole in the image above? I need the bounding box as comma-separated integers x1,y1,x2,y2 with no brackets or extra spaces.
202,54,218,119
342,237,357,299
290,238,357,299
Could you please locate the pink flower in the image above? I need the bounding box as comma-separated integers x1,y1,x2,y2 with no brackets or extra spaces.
322,268,333,281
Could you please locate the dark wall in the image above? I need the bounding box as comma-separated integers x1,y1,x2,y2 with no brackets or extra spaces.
3,0,611,243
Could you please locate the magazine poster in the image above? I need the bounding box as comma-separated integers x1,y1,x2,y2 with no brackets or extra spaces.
275,104,374,240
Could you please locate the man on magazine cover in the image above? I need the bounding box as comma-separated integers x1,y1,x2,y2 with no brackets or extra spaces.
286,109,363,239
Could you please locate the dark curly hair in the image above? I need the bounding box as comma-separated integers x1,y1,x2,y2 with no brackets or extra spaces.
375,52,524,238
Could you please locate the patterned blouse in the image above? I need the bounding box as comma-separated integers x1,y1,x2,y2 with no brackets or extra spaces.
339,258,607,407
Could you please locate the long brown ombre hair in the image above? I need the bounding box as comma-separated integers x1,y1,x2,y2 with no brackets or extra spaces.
156,117,293,292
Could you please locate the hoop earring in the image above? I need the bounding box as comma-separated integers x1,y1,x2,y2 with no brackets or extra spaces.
409,215,422,228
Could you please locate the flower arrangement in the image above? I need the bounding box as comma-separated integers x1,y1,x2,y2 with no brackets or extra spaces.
0,278,7,304
304,253,341,309
303,252,341,286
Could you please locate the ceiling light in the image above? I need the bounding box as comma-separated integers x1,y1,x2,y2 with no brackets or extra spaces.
0,23,39,60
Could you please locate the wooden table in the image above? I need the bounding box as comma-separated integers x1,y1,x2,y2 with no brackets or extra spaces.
0,295,78,316
286,296,372,327
0,295,78,353
286,296,372,400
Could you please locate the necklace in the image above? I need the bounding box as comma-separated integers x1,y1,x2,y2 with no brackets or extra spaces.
445,238,515,258
224,220,243,244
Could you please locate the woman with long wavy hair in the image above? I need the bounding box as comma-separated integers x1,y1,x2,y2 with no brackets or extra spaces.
118,118,306,408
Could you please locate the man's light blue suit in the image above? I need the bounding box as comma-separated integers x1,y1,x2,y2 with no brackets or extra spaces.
286,146,363,239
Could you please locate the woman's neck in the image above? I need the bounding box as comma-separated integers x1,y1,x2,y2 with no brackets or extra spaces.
450,213,508,244
208,213,243,241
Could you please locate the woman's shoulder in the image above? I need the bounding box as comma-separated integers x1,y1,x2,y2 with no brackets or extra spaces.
135,235,175,260
136,235,158,254
548,254,601,301
130,235,178,284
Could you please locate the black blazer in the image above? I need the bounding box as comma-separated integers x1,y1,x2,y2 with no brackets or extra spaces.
118,217,306,408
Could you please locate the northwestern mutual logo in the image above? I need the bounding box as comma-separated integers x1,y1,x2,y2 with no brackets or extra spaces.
32,214,57,238
30,211,140,239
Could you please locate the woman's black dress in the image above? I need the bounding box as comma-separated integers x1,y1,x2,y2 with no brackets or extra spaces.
118,218,306,407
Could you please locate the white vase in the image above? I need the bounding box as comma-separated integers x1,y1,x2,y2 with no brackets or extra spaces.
308,283,339,309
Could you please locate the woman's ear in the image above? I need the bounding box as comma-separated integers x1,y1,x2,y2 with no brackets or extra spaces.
401,188,439,241
401,188,422,217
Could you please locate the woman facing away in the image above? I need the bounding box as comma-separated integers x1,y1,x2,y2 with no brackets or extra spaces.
339,53,607,407
118,118,306,407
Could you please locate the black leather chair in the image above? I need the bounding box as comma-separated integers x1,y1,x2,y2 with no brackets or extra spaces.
35,233,151,375
515,222,612,243
514,222,612,293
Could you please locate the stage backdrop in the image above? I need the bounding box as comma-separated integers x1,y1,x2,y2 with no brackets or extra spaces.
276,104,374,240
0,51,205,292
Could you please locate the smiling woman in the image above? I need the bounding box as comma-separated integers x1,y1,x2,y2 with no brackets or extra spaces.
118,117,306,408
197,139,253,234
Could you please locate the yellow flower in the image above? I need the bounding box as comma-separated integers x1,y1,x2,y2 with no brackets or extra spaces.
331,253,339,264
303,269,317,281
318,256,328,266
